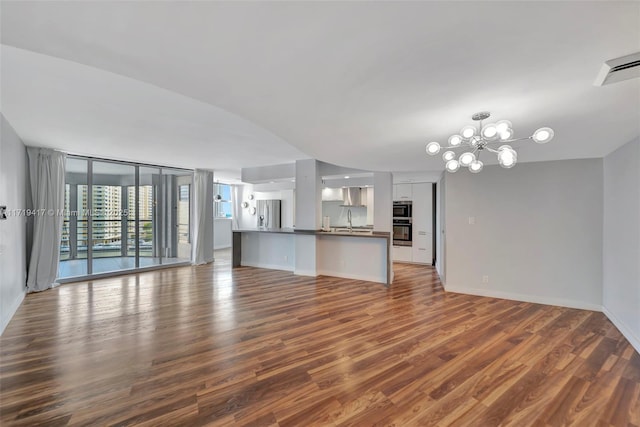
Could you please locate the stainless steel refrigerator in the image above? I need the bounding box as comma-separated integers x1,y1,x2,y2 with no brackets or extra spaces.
256,199,281,229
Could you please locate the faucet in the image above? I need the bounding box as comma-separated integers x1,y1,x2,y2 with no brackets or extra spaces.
347,209,353,232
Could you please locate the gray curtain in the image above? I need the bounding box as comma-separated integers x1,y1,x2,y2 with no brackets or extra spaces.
26,147,66,292
191,169,214,265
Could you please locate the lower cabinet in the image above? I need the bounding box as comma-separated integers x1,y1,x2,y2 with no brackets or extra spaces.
393,246,412,263
412,231,432,264
393,233,433,264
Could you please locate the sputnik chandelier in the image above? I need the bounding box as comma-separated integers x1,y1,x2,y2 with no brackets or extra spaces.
425,111,554,173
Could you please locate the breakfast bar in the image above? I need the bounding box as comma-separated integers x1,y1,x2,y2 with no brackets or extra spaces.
232,228,392,285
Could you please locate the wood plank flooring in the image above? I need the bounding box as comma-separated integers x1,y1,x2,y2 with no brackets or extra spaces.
1,260,639,426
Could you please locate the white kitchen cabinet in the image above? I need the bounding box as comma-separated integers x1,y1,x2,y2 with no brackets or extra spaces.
393,184,412,201
391,182,433,264
393,245,412,262
411,182,433,265
366,187,374,225
321,188,343,201
412,231,432,264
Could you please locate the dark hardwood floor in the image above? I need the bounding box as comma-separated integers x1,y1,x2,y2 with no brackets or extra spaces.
1,259,638,426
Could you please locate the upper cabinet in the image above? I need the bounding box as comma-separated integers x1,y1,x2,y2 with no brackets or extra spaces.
321,188,343,201
366,187,374,224
393,183,412,201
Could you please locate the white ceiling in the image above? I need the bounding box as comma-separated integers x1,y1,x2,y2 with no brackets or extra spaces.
1,1,639,173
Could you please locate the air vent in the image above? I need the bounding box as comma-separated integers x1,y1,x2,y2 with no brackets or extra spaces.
594,52,640,86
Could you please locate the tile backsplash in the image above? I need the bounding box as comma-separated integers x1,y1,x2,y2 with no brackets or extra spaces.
322,201,369,227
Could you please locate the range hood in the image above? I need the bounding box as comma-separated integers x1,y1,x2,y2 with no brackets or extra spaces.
341,187,366,207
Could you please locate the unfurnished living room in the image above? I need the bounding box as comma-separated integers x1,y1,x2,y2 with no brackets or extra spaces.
0,1,639,426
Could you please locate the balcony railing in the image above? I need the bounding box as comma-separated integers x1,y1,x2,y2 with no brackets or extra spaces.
60,219,154,260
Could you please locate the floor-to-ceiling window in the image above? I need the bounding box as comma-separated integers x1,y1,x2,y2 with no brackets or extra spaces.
58,157,193,280
91,160,137,274
60,158,89,276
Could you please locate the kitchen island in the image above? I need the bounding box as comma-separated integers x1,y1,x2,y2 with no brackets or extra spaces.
232,228,392,285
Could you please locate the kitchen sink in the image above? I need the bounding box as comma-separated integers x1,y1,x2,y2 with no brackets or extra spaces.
331,228,373,234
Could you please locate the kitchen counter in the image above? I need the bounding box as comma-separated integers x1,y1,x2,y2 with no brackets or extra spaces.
232,228,392,285
233,227,389,239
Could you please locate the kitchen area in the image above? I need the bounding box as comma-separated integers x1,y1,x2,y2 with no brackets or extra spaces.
228,160,435,285
392,182,435,265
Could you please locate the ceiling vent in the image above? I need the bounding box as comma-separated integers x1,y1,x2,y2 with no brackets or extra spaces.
594,52,640,86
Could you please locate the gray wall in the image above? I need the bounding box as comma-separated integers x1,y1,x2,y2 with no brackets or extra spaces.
603,137,640,352
444,159,603,310
0,115,27,334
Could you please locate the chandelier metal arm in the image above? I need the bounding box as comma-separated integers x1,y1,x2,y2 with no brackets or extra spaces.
484,146,500,154
425,112,554,173
489,136,534,145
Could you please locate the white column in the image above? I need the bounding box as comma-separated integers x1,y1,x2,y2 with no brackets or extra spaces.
373,171,393,282
294,159,321,229
373,172,393,232
294,159,321,276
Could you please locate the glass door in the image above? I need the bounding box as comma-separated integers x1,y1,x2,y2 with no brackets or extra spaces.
139,167,161,267
58,157,193,280
91,161,136,274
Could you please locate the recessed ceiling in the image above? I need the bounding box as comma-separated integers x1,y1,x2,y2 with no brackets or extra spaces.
1,1,638,173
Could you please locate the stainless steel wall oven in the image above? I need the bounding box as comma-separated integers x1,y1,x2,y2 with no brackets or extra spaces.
393,218,412,246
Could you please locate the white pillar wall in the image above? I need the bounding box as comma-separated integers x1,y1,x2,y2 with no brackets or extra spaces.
294,159,321,276
373,171,393,282
373,172,393,232
295,159,321,229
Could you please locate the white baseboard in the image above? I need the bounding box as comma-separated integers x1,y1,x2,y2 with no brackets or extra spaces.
241,261,294,272
317,269,385,284
1,290,26,336
602,306,640,355
443,284,603,312
294,269,318,277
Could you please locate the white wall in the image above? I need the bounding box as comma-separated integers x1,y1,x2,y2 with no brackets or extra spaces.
214,218,232,249
317,235,388,284
373,172,393,232
444,159,603,310
436,173,445,280
241,162,295,183
373,172,393,282
393,171,442,184
234,183,256,229
295,159,321,275
603,137,640,353
0,115,27,334
295,159,321,230
241,232,294,271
